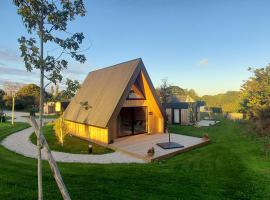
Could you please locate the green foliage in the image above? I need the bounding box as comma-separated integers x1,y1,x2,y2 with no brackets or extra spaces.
53,118,68,145
0,89,5,110
167,86,199,100
61,78,80,100
16,84,41,106
156,79,200,103
186,88,199,100
13,0,86,84
202,91,241,113
240,66,270,135
3,84,50,110
240,66,270,116
156,78,172,104
168,85,185,96
49,83,61,101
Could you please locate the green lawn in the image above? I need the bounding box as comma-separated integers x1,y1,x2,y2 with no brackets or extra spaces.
0,122,30,140
21,114,60,119
30,124,113,154
0,119,270,199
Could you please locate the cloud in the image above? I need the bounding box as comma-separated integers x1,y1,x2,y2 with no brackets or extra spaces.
199,58,209,66
0,66,36,76
0,49,21,62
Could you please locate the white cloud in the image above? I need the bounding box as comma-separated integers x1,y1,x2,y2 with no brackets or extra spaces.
0,49,21,62
199,58,209,66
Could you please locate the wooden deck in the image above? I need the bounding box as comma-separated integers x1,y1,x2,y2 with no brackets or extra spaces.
109,133,210,162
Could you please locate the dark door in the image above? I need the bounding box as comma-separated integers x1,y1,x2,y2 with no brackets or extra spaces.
119,107,147,137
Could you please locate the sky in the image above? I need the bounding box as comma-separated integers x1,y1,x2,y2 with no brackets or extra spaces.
1,0,270,96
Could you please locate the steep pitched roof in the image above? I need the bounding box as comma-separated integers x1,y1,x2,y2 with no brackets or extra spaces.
63,58,164,128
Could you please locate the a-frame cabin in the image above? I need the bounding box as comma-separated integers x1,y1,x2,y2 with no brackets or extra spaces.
63,58,165,144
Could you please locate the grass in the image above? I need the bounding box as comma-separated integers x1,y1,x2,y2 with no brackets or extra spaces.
0,122,30,140
0,119,270,199
20,114,60,119
30,124,113,154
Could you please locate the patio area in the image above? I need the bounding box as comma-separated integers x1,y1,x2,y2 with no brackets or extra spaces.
109,133,210,162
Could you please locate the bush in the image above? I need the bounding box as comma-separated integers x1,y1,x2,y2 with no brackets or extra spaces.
253,106,270,136
53,117,68,146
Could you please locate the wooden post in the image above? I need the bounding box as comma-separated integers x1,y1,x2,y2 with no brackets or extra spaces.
28,117,71,200
11,95,15,125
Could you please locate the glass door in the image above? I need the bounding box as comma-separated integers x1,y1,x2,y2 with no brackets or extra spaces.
173,109,180,123
118,107,147,137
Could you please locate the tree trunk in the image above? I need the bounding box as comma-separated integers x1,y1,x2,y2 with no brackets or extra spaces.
11,95,15,125
29,117,71,200
38,18,44,200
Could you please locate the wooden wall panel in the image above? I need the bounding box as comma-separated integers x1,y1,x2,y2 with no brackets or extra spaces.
181,109,189,125
65,120,109,144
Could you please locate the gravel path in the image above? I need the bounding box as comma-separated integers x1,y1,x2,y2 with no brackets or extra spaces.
1,111,145,164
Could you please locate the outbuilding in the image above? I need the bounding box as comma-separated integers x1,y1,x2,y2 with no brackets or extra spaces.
164,96,204,125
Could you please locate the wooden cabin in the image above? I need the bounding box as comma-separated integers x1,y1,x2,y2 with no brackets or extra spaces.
63,58,165,144
164,96,204,125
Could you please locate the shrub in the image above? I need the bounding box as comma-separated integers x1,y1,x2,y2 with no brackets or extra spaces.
53,117,68,146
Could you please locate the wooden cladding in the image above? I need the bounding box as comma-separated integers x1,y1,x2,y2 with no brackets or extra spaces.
65,120,109,144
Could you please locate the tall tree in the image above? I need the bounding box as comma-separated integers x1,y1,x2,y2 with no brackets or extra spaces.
50,85,54,96
167,85,185,96
240,66,270,117
62,78,80,100
55,83,60,98
13,1,86,199
0,89,5,111
187,89,199,100
240,66,270,135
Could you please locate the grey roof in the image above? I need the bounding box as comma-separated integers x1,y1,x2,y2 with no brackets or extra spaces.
163,102,189,109
63,58,165,128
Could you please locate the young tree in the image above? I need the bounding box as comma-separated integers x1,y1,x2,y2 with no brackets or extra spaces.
240,66,270,135
13,1,86,199
3,82,23,124
167,85,185,96
158,78,172,104
54,116,68,147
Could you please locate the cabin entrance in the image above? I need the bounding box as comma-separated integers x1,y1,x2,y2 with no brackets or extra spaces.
118,107,147,137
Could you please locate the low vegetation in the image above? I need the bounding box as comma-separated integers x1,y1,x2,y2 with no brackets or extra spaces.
240,66,270,136
30,124,113,155
1,118,270,199
202,91,241,113
0,122,29,140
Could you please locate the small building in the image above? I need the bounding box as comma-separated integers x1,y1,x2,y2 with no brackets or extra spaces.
164,96,204,125
55,101,70,113
63,58,165,144
44,101,70,114
44,102,56,114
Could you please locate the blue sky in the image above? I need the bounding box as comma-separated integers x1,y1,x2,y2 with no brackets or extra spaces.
1,0,270,96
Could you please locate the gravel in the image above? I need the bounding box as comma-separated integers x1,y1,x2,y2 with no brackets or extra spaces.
1,112,145,164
